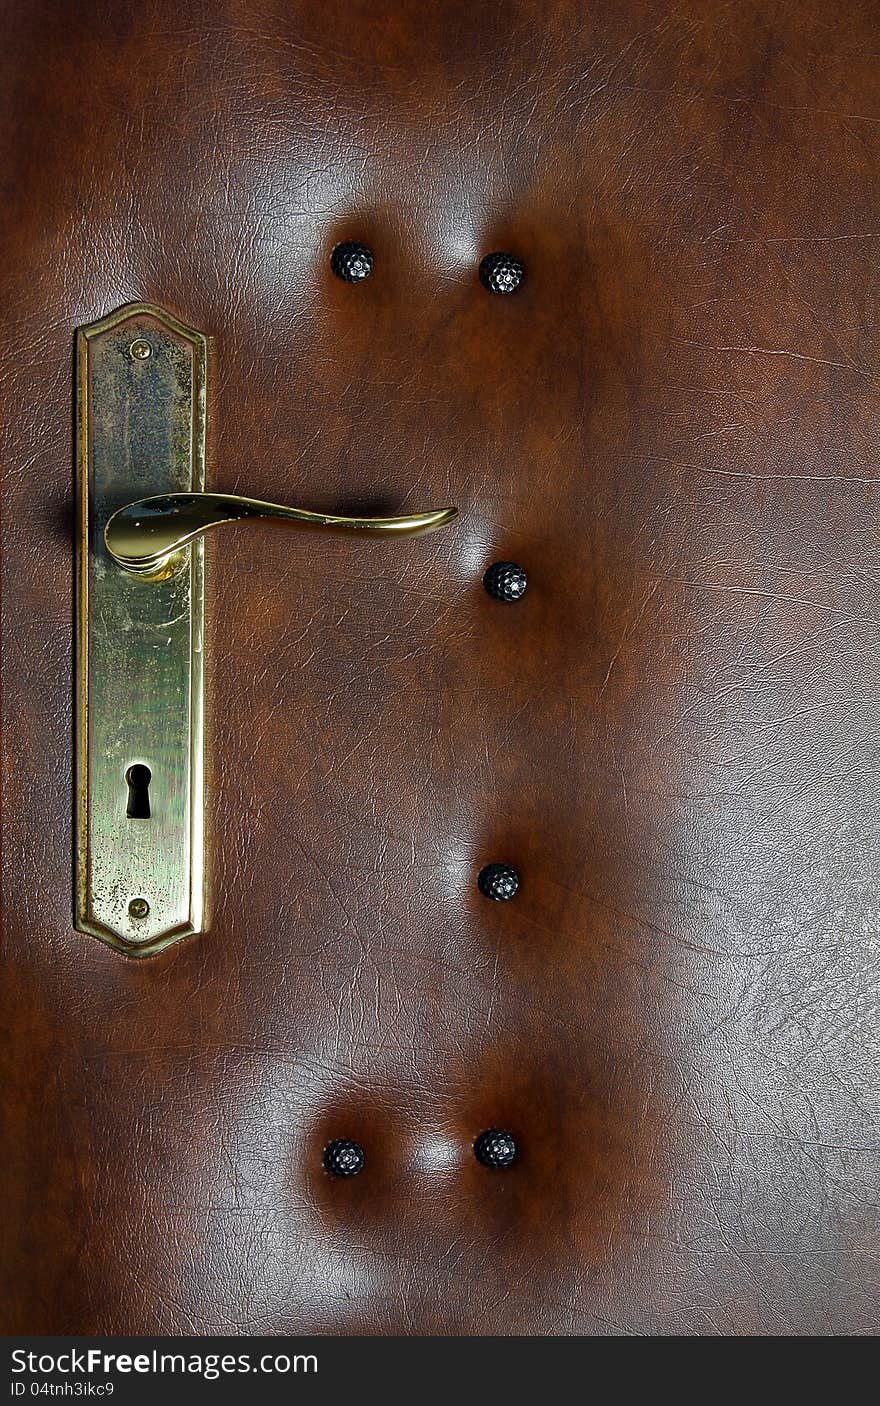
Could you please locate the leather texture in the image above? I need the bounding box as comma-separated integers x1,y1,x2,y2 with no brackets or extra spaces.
1,0,878,1337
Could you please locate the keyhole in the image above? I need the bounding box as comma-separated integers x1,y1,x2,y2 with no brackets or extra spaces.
126,764,152,819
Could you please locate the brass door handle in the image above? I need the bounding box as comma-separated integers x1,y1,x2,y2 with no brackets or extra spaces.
77,302,458,956
105,492,457,575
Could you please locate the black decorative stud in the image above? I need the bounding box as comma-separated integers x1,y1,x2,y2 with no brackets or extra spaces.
322,1139,365,1177
331,241,373,283
479,251,524,295
477,863,519,902
483,561,527,602
474,1129,518,1169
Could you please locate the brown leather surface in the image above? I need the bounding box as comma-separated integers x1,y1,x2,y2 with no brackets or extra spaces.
1,0,878,1336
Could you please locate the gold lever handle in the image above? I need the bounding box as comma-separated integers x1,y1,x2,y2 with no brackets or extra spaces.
105,492,457,574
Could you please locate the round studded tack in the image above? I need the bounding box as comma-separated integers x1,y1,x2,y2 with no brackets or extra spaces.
331,240,374,283
477,863,520,902
474,1129,518,1169
483,561,527,602
322,1139,365,1177
479,251,524,295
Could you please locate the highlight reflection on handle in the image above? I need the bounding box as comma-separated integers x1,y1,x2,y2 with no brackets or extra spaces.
104,493,458,575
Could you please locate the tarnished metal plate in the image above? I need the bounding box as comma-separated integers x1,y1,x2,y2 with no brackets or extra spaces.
75,304,205,956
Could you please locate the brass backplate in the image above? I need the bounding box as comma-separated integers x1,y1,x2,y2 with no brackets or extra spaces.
76,304,206,956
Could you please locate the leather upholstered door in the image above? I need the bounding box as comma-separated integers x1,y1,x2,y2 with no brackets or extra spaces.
1,0,878,1337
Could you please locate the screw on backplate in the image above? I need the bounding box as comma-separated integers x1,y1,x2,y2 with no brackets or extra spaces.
128,897,150,919
129,339,152,360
